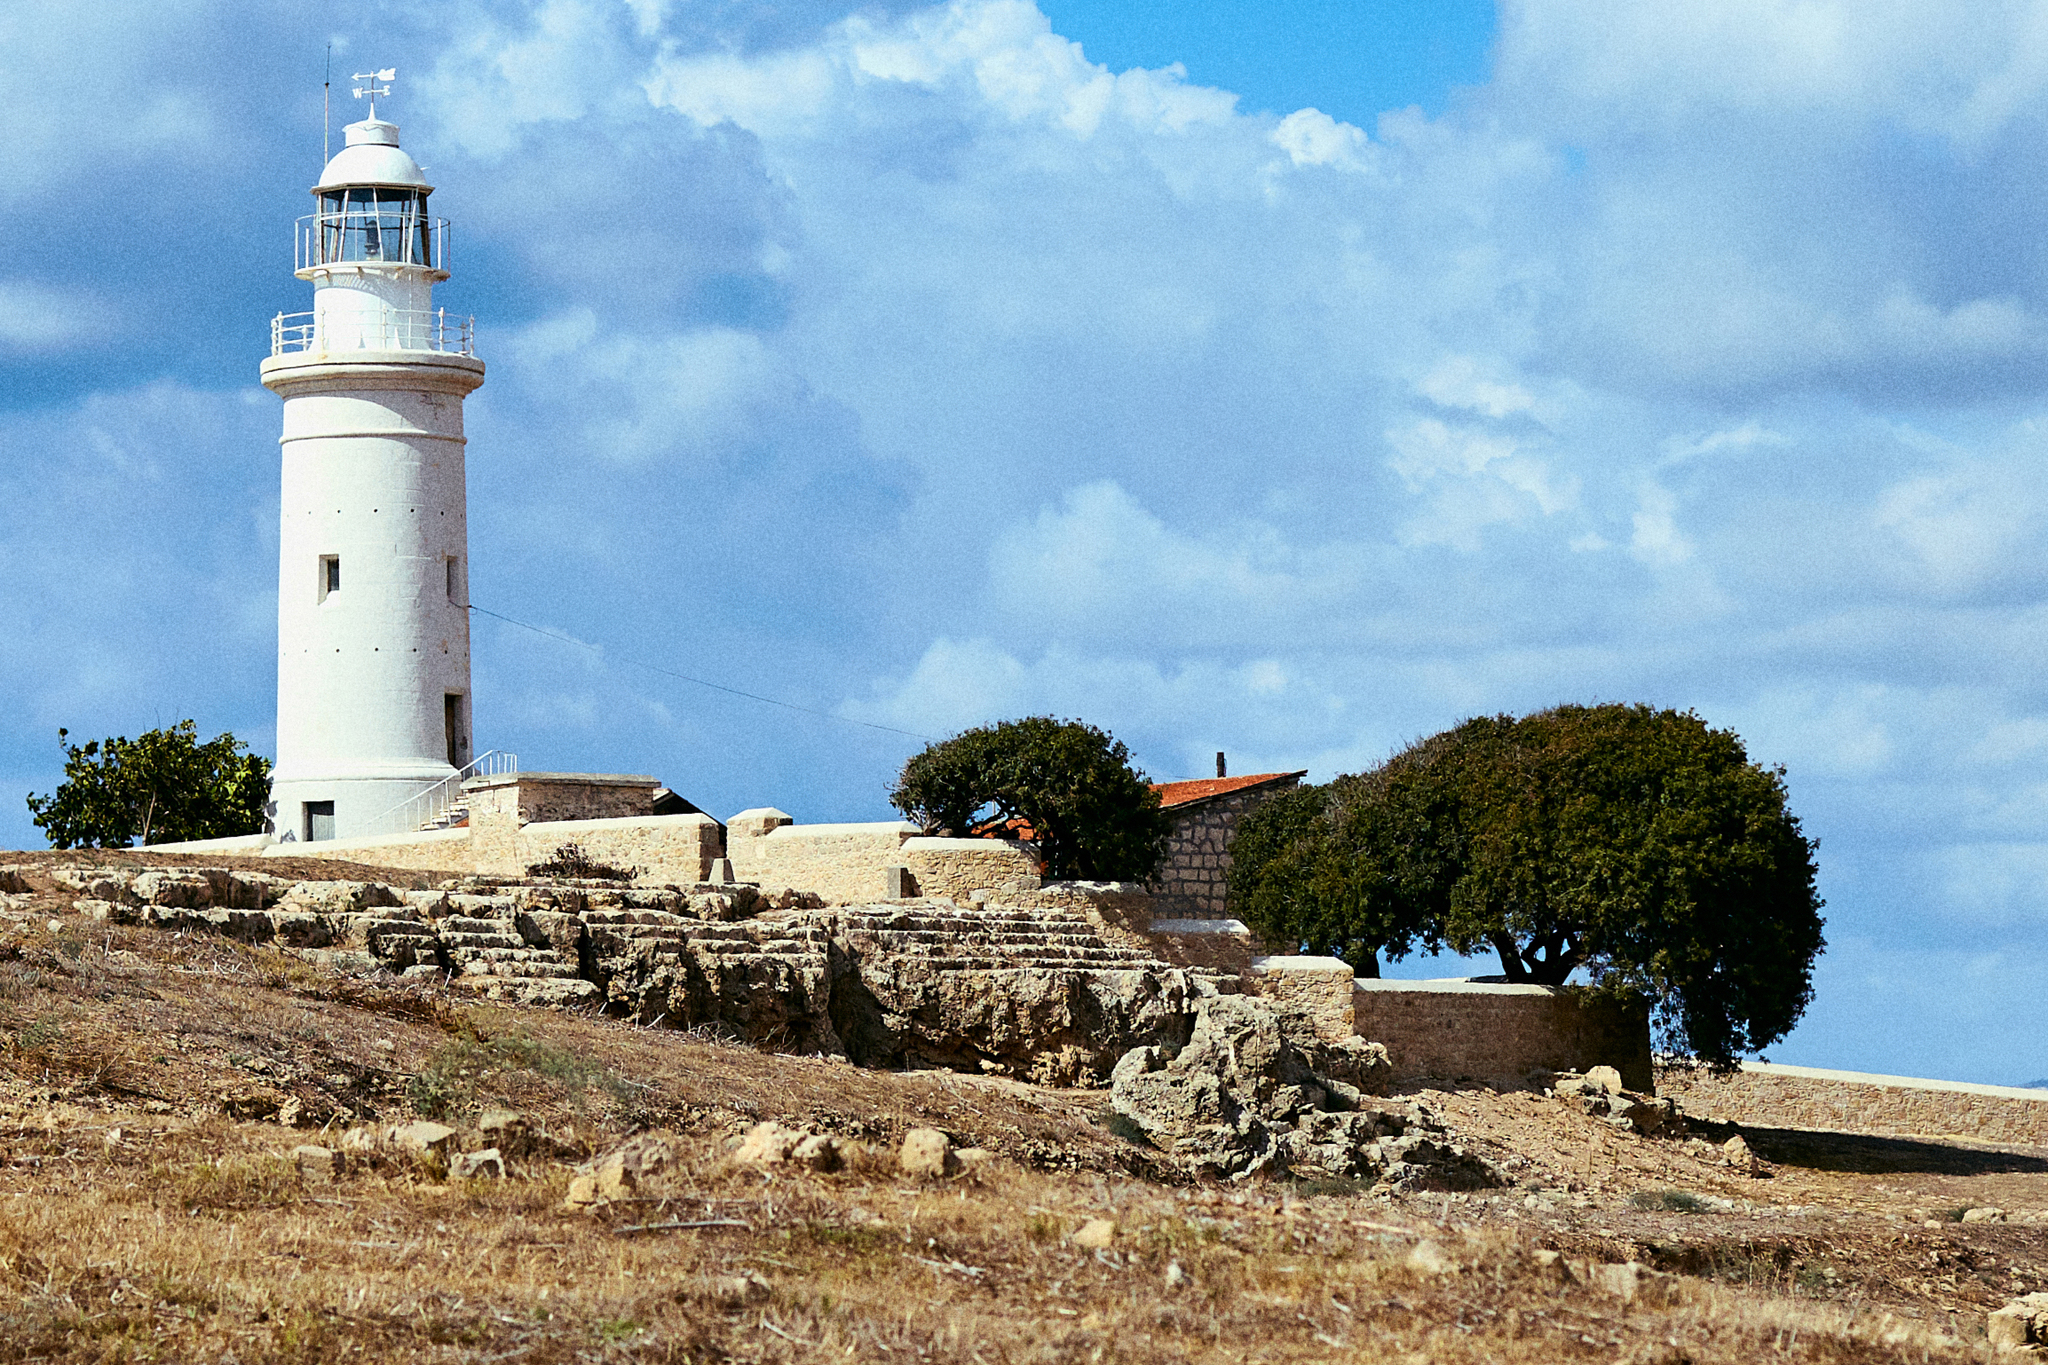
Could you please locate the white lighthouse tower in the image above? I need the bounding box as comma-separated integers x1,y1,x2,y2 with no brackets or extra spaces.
262,73,485,843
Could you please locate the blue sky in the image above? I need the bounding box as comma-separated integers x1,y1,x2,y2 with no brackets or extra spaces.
3,0,2046,1086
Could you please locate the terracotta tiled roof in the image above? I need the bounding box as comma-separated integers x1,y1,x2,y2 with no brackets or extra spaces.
1151,771,1308,809
967,770,1306,841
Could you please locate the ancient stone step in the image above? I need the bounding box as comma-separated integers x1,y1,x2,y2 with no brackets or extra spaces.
580,909,689,928
444,932,527,952
443,915,516,933
455,976,602,1007
462,958,582,980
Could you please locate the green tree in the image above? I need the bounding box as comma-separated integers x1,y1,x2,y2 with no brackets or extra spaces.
1228,704,1825,1065
26,721,272,849
1227,772,1456,979
890,716,1173,881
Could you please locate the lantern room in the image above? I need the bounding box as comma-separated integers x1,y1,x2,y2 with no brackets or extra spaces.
273,105,471,358
297,118,448,279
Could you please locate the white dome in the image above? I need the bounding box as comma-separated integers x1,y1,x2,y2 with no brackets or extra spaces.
315,118,431,190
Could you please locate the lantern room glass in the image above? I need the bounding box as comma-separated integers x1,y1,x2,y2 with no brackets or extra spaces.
315,188,435,267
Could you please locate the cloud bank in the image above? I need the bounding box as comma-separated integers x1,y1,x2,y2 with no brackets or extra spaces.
3,0,2046,1082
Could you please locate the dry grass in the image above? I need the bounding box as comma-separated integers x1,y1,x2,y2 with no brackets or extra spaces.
0,876,2034,1361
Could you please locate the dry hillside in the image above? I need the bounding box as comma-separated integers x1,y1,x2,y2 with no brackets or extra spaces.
0,851,2042,1363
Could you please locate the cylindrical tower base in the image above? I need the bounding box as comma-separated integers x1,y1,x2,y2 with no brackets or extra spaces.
262,349,485,843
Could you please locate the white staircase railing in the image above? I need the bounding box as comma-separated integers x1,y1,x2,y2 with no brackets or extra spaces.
363,750,517,838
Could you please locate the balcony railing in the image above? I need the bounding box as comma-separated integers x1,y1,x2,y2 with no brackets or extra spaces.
296,209,451,273
271,307,475,357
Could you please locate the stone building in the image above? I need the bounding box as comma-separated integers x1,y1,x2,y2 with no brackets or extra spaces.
1148,769,1307,919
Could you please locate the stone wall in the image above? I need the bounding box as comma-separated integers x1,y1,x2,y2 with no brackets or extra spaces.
1242,955,1360,1045
467,773,659,872
1658,1061,2048,1147
516,814,722,885
1352,978,1653,1093
1148,919,1259,975
233,815,721,884
270,826,474,873
727,820,920,903
1149,779,1302,919
901,837,1040,902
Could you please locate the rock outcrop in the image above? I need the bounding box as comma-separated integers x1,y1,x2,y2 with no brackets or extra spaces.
1554,1067,1685,1136
1110,994,1499,1188
1988,1292,2048,1353
60,866,1218,1086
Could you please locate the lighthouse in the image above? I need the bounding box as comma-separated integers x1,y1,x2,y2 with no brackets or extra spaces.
262,74,485,843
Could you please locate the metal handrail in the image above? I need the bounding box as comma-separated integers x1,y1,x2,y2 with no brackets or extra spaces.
271,307,475,357
296,210,451,272
363,750,518,837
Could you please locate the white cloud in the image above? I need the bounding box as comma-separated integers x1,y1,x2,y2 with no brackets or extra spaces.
0,282,111,353
1873,459,2047,597
1271,108,1369,170
1628,483,1692,567
1385,418,1577,549
647,0,1238,142
17,0,2048,1080
985,481,1357,644
1662,421,1791,464
1415,354,1544,421
497,313,796,463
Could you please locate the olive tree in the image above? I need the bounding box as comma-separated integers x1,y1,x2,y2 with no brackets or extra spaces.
26,721,271,849
890,717,1172,881
1228,704,1825,1064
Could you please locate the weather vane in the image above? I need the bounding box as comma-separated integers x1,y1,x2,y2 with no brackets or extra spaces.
352,67,397,120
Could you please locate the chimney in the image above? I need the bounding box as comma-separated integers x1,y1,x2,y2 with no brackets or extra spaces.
1216,751,1226,779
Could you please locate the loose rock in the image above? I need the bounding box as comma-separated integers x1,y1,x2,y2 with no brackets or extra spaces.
1989,1292,2048,1352
733,1121,803,1167
791,1133,844,1173
1111,994,1501,1188
899,1127,959,1178
1071,1218,1117,1249
292,1144,339,1185
568,1133,676,1209
452,1147,505,1180
1406,1239,1456,1275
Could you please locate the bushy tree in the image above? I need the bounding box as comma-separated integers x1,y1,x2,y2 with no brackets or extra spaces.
891,717,1173,881
1228,704,1825,1065
26,721,271,848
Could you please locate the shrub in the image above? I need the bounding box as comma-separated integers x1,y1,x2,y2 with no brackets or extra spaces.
891,716,1172,881
525,843,637,881
27,721,270,848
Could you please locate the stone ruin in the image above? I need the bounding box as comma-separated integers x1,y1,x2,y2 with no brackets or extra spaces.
25,860,1513,1189
52,864,1193,1084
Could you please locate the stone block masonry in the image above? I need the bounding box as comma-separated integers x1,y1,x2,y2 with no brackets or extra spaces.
466,773,662,872
55,863,1207,1087
1214,963,1658,1093
1148,772,1305,919
902,837,1039,902
1242,956,1360,1045
516,815,723,886
1658,1061,2048,1147
1353,978,1653,1093
726,817,920,904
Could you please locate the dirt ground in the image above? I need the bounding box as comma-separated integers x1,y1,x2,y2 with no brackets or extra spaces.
0,856,2040,1362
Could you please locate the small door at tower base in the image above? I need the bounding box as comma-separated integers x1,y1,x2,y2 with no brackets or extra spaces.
444,693,468,769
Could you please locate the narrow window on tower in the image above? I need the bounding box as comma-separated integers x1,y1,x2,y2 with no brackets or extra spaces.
445,555,459,603
318,555,340,602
